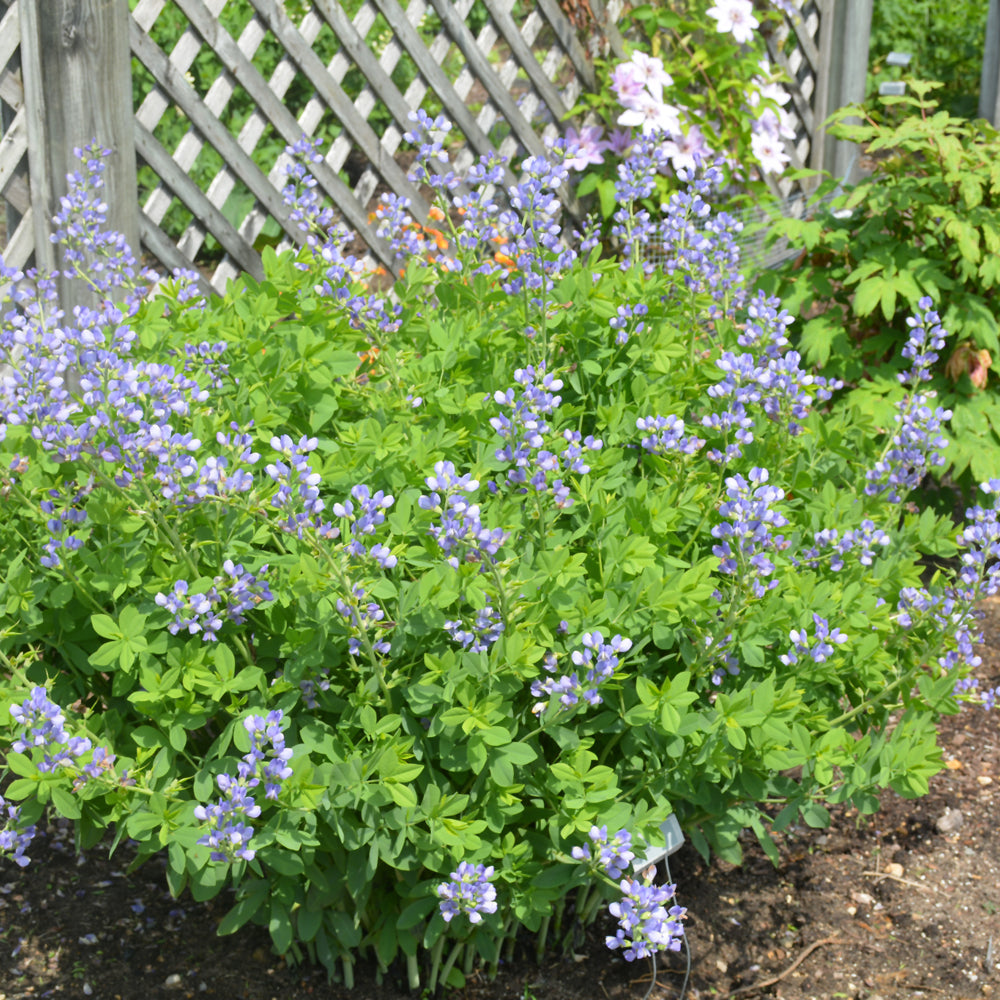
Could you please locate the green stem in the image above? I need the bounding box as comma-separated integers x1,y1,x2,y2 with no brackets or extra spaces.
676,467,730,564
342,955,354,990
230,633,255,670
827,661,916,728
483,558,511,629
427,936,447,993
503,927,517,962
214,499,223,566
55,561,107,614
437,940,464,990
522,281,534,364
597,729,624,766
136,479,200,579
582,885,606,926
532,493,548,547
488,917,513,979
535,913,551,963
311,542,392,703
406,952,420,992
553,897,566,940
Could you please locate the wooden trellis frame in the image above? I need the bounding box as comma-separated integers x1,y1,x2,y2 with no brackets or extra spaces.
0,0,621,295
761,0,873,198
0,0,872,299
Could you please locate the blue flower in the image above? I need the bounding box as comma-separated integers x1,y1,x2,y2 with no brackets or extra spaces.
531,631,632,713
780,614,848,665
445,600,504,652
865,299,952,503
420,463,507,567
710,467,788,598
572,826,636,879
194,710,293,862
637,414,705,456
9,687,116,783
436,862,498,924
606,878,687,961
0,795,36,868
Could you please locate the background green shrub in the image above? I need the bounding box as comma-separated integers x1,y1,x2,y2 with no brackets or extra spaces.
762,85,1000,490
867,0,988,118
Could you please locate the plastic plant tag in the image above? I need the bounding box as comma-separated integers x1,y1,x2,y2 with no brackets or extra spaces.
879,82,907,96
886,51,912,66
633,814,684,870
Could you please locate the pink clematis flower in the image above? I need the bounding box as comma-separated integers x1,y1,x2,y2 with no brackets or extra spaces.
610,63,646,108
605,128,634,157
564,125,609,171
617,93,682,136
751,131,790,174
707,0,760,44
662,124,713,173
628,52,674,103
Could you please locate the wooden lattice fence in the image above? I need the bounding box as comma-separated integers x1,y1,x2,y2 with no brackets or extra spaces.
0,0,874,298
0,0,627,294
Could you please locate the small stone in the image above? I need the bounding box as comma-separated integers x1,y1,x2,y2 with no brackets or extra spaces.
716,959,728,973
884,862,904,878
851,891,874,907
847,905,858,917
936,808,964,834
164,973,182,989
978,776,993,786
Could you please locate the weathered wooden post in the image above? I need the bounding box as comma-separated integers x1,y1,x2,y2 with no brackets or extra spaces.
19,0,139,304
813,0,873,182
980,0,1000,124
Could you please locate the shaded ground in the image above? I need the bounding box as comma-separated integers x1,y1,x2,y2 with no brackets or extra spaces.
2,603,998,1000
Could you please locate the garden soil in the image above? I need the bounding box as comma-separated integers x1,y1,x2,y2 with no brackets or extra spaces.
2,602,998,1000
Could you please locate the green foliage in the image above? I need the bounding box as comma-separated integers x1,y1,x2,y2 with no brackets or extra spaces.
762,86,1000,487
0,150,987,986
868,0,988,118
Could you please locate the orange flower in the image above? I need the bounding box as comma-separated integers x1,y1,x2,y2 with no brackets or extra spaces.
423,227,449,251
428,206,445,221
494,251,517,271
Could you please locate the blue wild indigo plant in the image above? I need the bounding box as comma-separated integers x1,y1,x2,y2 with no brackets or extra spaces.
0,117,998,993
